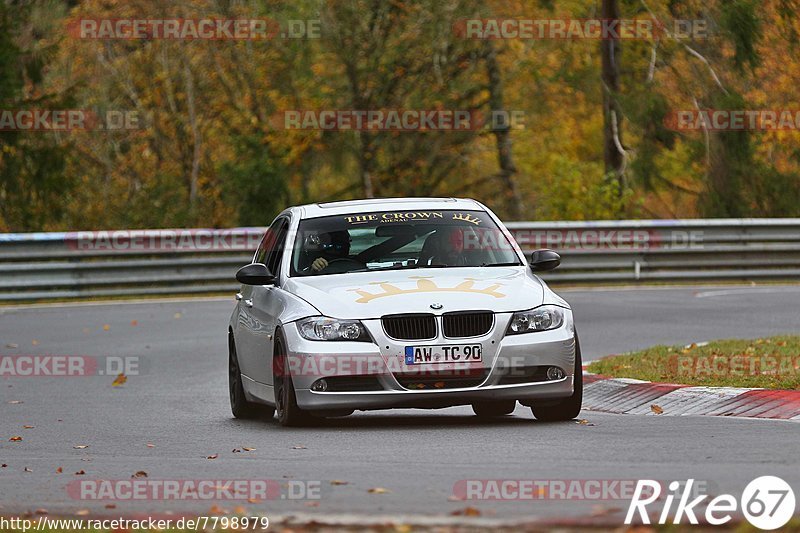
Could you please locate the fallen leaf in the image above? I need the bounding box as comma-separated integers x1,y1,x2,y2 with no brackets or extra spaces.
233,506,247,514
241,447,255,452
368,487,390,494
232,448,242,453
174,312,182,319
8,400,22,404
73,445,89,449
208,505,225,514
330,480,349,486
576,419,595,426
31,339,39,346
451,506,482,516
1,464,7,468
76,509,90,516
146,443,155,448
650,404,664,415
130,320,138,327
206,454,219,460
246,498,260,504
23,425,34,429
35,509,48,515
56,467,63,474
75,470,85,475
447,495,462,502
24,467,32,472
291,445,307,450
9,436,22,442
304,501,320,508
132,471,148,479
434,381,446,388
112,373,127,387
6,343,18,349
102,325,110,331
104,504,116,509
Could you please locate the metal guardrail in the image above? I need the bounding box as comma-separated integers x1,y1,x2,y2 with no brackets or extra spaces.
1,219,799,301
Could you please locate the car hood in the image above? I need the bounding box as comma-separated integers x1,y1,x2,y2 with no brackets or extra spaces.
283,266,545,319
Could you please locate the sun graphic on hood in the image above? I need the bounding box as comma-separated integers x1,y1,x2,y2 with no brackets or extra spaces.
348,276,506,303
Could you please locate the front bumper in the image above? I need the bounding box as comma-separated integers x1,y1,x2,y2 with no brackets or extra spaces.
282,310,576,411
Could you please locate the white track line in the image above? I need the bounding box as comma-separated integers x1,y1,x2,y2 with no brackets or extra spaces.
0,295,230,311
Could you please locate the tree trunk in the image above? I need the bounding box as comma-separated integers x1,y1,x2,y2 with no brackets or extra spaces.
485,41,524,220
601,0,624,199
184,63,201,211
358,131,375,198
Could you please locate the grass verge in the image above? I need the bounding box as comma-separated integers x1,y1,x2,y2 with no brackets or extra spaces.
586,335,800,389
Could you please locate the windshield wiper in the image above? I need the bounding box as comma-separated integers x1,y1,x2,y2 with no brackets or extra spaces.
348,264,419,273
480,262,523,267
348,262,518,273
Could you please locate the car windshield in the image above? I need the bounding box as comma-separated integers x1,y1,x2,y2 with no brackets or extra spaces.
290,209,522,276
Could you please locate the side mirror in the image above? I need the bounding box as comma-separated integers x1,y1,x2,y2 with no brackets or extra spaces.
236,263,276,285
529,249,561,272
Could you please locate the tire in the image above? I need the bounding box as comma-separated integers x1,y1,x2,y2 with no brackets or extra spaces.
229,335,274,420
273,332,315,427
530,334,583,421
472,400,516,417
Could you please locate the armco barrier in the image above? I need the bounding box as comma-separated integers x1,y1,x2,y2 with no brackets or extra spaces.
1,219,799,301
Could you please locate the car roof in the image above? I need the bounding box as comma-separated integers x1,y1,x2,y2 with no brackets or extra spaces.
292,197,485,219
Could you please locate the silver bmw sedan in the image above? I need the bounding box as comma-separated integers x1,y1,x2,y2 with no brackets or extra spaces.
228,197,581,426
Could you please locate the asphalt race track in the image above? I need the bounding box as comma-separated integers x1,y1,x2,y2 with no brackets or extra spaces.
1,284,799,523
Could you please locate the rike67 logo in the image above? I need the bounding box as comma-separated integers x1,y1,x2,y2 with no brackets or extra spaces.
626,476,796,530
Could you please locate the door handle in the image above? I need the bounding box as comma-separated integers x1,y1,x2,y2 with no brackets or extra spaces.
235,293,243,301
244,299,253,308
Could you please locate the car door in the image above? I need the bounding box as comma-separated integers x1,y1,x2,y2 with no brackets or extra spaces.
236,217,290,385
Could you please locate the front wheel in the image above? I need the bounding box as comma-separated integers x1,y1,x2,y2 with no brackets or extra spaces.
530,334,583,421
273,332,316,427
229,336,274,420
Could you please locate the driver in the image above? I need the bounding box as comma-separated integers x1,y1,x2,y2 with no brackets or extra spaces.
304,230,351,274
420,226,468,266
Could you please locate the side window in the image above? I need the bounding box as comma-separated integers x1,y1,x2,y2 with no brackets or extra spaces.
264,219,289,276
254,219,282,264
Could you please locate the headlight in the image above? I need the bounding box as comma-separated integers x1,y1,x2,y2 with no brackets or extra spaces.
296,316,371,342
506,305,566,334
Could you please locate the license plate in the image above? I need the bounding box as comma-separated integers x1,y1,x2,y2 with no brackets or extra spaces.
404,344,482,365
